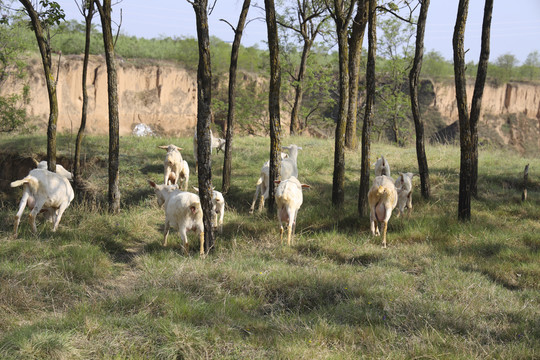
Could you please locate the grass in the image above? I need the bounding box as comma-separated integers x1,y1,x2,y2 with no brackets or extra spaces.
0,134,539,359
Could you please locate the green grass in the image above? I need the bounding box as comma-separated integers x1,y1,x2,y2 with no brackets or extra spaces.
0,134,539,359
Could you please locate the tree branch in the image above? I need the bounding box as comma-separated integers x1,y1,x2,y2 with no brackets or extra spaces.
113,7,122,49
219,18,236,32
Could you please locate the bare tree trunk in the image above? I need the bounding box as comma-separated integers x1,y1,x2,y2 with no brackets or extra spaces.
329,0,356,208
222,0,251,194
409,0,430,200
345,0,367,150
453,0,493,221
470,0,493,197
358,0,376,216
290,39,311,135
74,0,95,191
19,0,58,172
96,0,120,213
192,0,215,253
265,0,282,214
453,0,472,221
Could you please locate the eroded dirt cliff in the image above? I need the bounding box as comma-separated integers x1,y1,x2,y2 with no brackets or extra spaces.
1,55,198,136
2,55,540,152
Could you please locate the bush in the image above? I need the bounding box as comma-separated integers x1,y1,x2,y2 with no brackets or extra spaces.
0,92,28,133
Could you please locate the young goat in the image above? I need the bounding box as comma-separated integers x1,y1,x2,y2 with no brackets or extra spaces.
148,180,205,255
249,152,289,213
158,144,189,190
11,168,74,237
250,145,302,213
368,175,397,248
374,156,391,177
274,176,310,246
193,129,226,171
34,159,73,180
193,186,225,233
395,172,414,217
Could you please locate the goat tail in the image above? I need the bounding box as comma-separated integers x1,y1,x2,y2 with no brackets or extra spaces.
11,176,37,188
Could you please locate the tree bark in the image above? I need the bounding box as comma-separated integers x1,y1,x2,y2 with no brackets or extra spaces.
74,0,95,191
358,0,376,216
96,0,120,213
290,38,312,135
265,0,282,214
19,0,58,172
345,0,367,150
329,0,356,208
470,0,493,197
192,0,215,253
222,0,251,194
409,0,430,200
453,0,472,221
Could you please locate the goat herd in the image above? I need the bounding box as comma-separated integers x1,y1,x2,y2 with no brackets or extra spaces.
9,134,415,252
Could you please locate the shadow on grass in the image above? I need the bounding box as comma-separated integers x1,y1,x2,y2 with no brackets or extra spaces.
295,242,384,266
140,163,163,176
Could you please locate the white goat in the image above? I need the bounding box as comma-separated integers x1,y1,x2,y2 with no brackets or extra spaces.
249,145,301,213
374,156,391,177
395,172,414,217
274,176,310,246
193,186,225,233
368,175,398,248
193,129,226,171
170,160,190,191
34,159,73,180
249,152,289,214
148,180,205,255
158,144,189,190
148,180,180,207
10,168,74,237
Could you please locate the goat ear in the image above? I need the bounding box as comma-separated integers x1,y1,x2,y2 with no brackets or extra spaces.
274,180,281,185
190,205,197,214
148,180,156,188
297,146,302,150
192,186,199,193
158,145,168,149
301,184,311,189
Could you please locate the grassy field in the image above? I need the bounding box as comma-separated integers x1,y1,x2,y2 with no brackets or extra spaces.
0,134,539,359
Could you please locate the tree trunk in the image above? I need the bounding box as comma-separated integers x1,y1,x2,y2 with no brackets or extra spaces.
222,0,251,194
453,0,472,221
192,0,215,253
358,0,377,216
265,0,282,214
469,0,493,197
345,0,368,150
19,0,57,172
330,0,356,208
74,0,95,191
408,0,430,200
290,38,312,135
96,0,120,213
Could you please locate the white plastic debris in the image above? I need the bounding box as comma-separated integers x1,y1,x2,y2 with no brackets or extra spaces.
133,123,154,137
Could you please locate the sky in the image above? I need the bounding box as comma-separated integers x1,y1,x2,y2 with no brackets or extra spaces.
56,0,540,63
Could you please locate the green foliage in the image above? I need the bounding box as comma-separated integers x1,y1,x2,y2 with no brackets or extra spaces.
0,92,29,132
420,50,454,79
374,16,415,145
519,50,540,80
35,0,65,27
